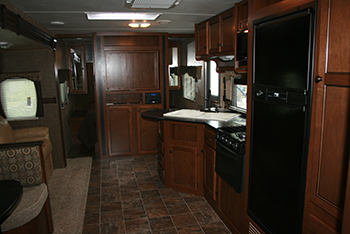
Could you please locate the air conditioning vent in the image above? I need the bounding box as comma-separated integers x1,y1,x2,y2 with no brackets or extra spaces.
249,222,262,234
124,0,182,9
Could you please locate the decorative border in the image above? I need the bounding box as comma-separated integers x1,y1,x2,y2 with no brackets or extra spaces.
0,71,41,82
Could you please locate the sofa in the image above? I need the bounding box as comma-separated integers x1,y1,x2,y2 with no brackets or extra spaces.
0,116,53,181
0,141,54,234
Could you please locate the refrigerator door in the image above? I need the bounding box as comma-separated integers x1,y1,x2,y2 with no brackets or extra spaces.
249,98,307,233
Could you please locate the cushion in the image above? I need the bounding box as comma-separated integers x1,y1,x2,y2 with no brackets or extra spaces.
1,183,48,232
0,145,43,187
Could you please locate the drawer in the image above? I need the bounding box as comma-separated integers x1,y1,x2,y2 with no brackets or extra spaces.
204,127,216,149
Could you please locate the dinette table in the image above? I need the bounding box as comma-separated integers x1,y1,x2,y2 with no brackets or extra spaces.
0,180,23,234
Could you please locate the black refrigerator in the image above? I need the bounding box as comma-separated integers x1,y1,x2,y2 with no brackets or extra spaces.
248,8,316,234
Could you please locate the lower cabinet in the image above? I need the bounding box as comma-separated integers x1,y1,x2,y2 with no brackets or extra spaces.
168,144,199,194
106,104,160,157
216,176,245,234
164,121,204,196
203,126,217,206
106,105,133,156
136,105,160,154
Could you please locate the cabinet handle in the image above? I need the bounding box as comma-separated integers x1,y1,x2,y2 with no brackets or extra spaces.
170,150,173,153
315,75,323,83
217,43,221,46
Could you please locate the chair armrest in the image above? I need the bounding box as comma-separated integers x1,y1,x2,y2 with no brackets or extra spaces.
13,127,50,143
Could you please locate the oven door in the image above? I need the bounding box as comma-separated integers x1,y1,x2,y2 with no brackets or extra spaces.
215,141,244,193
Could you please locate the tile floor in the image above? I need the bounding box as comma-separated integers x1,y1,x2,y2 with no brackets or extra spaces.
70,144,231,234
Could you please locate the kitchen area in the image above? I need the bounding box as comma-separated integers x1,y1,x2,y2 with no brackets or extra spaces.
140,0,350,234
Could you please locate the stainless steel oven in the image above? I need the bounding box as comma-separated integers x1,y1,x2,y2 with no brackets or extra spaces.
215,125,246,193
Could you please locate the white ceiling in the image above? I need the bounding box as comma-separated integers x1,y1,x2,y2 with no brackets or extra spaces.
5,0,242,35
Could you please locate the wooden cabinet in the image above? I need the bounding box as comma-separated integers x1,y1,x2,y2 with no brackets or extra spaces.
303,0,350,233
105,50,159,91
164,121,204,196
195,21,208,56
203,126,217,206
217,176,245,234
196,6,235,59
94,33,167,158
106,105,133,156
137,105,160,154
106,104,161,157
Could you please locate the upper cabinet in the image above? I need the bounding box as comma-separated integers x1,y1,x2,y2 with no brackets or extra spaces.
195,1,248,73
196,7,235,58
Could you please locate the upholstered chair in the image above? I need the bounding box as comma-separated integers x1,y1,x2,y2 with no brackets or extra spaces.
0,116,53,181
0,141,53,234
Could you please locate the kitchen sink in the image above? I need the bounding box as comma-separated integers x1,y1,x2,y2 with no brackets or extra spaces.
163,109,239,122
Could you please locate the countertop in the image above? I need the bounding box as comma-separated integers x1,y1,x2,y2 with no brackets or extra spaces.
141,108,246,130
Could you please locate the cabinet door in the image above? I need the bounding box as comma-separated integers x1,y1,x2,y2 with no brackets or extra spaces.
136,105,160,154
167,144,198,194
304,0,350,233
106,105,133,156
208,15,221,54
220,8,235,53
105,51,159,91
203,143,217,201
195,21,208,56
217,176,245,234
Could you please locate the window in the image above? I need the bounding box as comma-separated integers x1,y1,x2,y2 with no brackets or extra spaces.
0,72,44,120
206,61,220,107
1,78,37,119
230,81,247,113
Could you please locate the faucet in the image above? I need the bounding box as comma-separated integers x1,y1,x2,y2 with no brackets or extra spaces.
214,101,220,113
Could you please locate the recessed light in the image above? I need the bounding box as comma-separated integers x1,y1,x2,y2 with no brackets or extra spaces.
128,22,151,28
157,20,171,25
50,21,65,26
85,12,161,21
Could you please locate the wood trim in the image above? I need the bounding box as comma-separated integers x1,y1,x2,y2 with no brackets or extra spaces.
324,73,350,87
0,4,56,49
342,152,350,233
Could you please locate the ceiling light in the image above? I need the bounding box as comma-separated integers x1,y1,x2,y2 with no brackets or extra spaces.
128,22,151,28
85,12,161,21
50,21,65,26
157,20,171,25
124,0,183,9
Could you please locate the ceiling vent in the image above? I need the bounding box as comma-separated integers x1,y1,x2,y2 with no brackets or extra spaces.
124,0,182,9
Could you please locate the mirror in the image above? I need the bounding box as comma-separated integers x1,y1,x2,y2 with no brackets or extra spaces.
67,44,87,94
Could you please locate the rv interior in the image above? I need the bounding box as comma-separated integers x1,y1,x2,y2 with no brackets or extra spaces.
0,0,349,234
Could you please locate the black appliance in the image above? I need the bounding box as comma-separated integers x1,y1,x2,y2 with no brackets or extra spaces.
215,124,246,193
248,8,315,234
145,92,161,104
